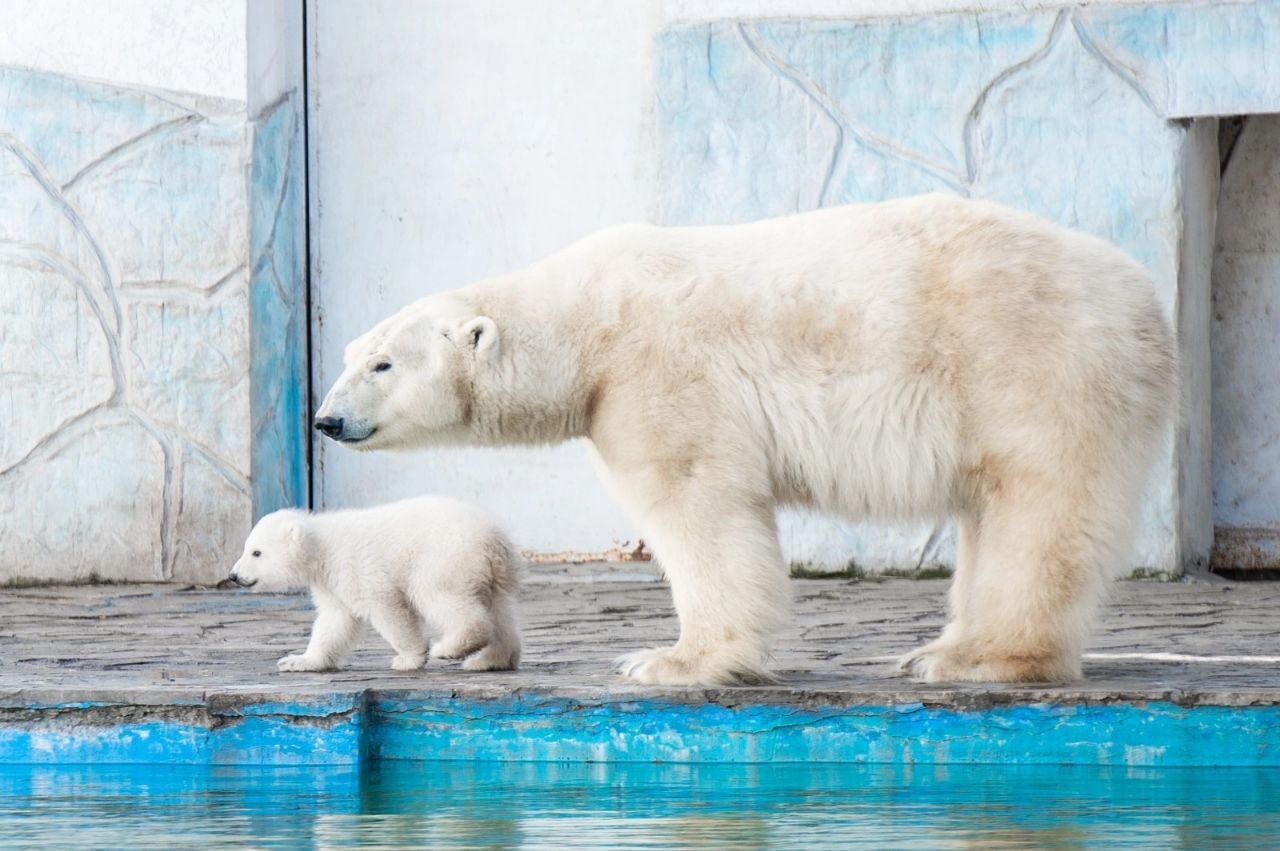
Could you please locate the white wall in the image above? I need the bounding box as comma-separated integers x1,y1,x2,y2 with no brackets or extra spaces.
308,0,664,554
1212,115,1280,563
664,0,1158,22
0,0,246,99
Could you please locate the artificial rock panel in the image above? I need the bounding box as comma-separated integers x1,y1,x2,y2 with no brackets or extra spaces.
0,67,302,583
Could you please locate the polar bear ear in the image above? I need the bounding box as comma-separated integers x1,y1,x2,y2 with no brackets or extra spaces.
457,316,499,358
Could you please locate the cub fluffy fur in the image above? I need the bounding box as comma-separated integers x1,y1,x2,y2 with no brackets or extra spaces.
230,496,521,673
314,193,1175,687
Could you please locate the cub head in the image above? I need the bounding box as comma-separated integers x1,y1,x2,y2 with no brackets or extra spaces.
229,510,309,591
313,296,499,450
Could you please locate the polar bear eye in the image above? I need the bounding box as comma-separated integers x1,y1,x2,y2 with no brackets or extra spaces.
252,550,261,557
373,362,392,373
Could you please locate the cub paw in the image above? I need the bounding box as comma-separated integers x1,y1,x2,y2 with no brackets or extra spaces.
391,653,427,671
277,654,329,672
461,644,519,672
429,642,466,661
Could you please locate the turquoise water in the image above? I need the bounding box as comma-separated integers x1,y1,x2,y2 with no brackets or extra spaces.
1,761,1279,848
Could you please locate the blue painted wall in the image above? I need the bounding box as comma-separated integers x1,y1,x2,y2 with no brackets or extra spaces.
2,693,1279,768
250,93,309,519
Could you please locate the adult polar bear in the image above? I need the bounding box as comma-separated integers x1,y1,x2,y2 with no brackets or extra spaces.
314,193,1175,687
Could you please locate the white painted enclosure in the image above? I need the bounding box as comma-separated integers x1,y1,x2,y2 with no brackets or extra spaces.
307,1,662,553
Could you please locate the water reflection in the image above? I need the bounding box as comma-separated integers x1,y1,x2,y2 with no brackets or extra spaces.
0,761,1277,848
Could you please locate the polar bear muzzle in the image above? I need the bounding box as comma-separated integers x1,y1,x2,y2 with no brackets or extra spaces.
314,416,344,438
313,416,376,444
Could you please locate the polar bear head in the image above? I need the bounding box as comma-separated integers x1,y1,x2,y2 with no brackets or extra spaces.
313,295,499,450
229,510,309,591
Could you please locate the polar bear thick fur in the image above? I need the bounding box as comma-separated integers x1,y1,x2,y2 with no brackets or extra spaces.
229,496,521,672
315,193,1175,687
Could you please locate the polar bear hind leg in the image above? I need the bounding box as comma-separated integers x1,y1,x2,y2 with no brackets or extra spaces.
902,463,1137,683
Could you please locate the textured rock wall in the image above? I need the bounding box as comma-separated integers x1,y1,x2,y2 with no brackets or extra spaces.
656,1,1280,572
0,64,305,583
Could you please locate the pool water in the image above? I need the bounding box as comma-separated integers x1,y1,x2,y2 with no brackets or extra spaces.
2,761,1279,848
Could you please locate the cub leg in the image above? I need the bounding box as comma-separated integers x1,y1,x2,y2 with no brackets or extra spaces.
460,592,521,672
278,590,362,672
369,593,430,671
429,595,496,661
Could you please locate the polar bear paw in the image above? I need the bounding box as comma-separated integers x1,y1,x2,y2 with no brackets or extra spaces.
615,646,776,687
391,652,427,671
899,642,1078,684
897,644,959,682
896,636,955,679
277,653,331,672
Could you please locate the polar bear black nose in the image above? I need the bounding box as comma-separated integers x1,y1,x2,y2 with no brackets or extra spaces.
314,416,344,438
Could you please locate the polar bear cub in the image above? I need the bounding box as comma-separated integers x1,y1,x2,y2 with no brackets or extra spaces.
229,496,521,673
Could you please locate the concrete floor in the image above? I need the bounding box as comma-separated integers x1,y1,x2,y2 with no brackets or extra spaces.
2,563,1278,708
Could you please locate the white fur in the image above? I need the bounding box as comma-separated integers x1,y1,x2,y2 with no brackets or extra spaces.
230,497,521,673
316,193,1175,687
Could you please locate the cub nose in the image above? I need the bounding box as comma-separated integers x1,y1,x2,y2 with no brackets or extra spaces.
314,416,344,438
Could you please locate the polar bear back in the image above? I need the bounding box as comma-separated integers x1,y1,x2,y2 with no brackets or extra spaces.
302,496,518,604
460,192,1173,522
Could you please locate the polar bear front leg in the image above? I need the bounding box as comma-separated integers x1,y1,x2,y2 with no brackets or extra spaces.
612,482,789,687
278,595,361,672
899,514,976,672
369,593,430,671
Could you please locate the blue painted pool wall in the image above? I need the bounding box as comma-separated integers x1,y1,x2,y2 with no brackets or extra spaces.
2,695,1279,767
0,696,364,766
369,696,1280,768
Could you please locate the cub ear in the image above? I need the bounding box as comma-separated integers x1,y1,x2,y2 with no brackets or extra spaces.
287,519,305,547
456,316,499,357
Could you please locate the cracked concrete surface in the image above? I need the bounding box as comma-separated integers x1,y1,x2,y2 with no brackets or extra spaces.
1,567,1278,710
